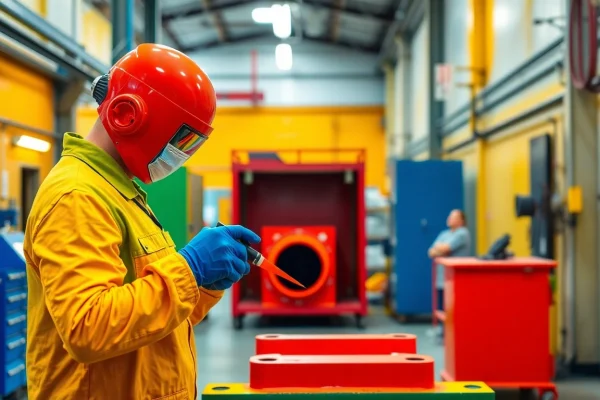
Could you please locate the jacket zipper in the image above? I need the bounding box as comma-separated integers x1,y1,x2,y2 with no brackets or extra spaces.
133,198,163,230
134,196,196,396
187,319,197,399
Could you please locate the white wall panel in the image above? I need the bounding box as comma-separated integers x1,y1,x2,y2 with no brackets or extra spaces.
489,0,527,83
409,19,429,141
443,0,469,116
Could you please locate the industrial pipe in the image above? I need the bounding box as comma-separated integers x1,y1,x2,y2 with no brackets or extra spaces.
266,233,332,299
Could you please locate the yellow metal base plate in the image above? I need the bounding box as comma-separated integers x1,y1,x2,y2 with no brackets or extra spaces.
202,382,494,399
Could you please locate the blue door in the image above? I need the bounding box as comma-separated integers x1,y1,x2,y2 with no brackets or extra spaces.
392,160,464,315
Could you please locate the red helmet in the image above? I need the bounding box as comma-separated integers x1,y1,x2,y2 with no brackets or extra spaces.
91,43,216,184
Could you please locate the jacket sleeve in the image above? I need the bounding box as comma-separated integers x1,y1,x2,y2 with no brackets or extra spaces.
189,287,224,325
31,189,200,364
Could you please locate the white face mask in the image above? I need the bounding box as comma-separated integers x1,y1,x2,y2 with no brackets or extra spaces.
148,143,190,183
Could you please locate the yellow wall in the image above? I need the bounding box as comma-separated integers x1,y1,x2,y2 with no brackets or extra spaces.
483,117,563,255
75,4,111,137
0,54,55,228
76,106,98,136
18,0,46,15
80,5,112,66
186,106,386,190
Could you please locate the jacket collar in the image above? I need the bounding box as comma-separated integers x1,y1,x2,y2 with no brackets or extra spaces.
61,132,144,200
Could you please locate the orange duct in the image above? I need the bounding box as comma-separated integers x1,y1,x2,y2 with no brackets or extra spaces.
261,226,336,309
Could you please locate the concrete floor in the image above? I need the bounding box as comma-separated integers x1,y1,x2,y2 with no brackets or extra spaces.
195,291,600,399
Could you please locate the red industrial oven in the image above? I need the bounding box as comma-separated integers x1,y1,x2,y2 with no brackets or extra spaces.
230,149,368,329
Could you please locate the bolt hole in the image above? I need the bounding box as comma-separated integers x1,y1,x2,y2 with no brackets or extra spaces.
264,335,279,338
258,358,278,362
392,334,406,338
212,386,230,391
464,385,481,389
406,357,424,361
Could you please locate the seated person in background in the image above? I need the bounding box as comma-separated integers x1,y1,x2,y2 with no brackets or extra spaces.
427,209,471,339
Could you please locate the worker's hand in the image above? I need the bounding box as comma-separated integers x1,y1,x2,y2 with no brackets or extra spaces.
179,225,261,290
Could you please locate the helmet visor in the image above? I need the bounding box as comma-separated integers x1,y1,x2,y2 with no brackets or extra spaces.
170,124,208,157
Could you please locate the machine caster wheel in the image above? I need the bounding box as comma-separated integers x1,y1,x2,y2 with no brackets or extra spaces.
233,316,244,330
539,391,557,400
355,314,365,329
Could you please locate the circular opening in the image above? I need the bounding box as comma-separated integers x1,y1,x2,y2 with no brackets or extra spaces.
212,386,230,391
464,385,481,390
392,334,407,338
258,358,278,362
267,233,331,299
264,335,279,338
406,357,424,361
275,244,322,290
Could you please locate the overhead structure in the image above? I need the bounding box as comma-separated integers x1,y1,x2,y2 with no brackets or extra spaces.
160,0,411,54
0,0,108,81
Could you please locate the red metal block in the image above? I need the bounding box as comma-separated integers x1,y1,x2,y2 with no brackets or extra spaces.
255,333,417,355
249,354,435,389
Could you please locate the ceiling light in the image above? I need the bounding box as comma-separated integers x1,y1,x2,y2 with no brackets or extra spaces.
272,4,292,39
275,43,293,71
12,135,51,152
252,7,273,23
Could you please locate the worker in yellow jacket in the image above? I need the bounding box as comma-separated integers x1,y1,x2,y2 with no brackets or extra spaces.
23,43,259,399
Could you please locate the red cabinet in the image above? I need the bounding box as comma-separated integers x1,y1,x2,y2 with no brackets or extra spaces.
436,257,558,398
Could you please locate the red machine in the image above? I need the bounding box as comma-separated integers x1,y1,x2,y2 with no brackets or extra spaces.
231,149,367,329
435,256,558,400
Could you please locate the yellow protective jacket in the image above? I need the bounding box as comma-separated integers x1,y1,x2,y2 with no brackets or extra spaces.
23,133,224,400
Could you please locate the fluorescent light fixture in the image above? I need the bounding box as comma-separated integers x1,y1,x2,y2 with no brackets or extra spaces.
275,43,293,71
13,135,51,152
272,4,292,39
252,7,273,23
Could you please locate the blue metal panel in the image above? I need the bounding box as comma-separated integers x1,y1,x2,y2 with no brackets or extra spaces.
0,232,27,396
0,233,25,269
0,211,17,229
144,0,160,43
112,0,136,63
391,160,464,316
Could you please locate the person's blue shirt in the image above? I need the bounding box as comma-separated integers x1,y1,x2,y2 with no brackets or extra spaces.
433,227,471,288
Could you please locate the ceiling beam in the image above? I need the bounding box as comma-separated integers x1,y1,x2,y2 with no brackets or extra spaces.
183,31,268,52
201,0,228,42
163,23,185,50
182,31,379,54
163,0,249,22
302,0,393,23
163,0,394,23
328,0,345,42
377,0,424,64
305,34,378,52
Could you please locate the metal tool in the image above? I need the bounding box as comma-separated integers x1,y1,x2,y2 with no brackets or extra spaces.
216,222,305,288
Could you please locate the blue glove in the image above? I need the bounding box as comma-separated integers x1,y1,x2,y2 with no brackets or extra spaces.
179,225,261,290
